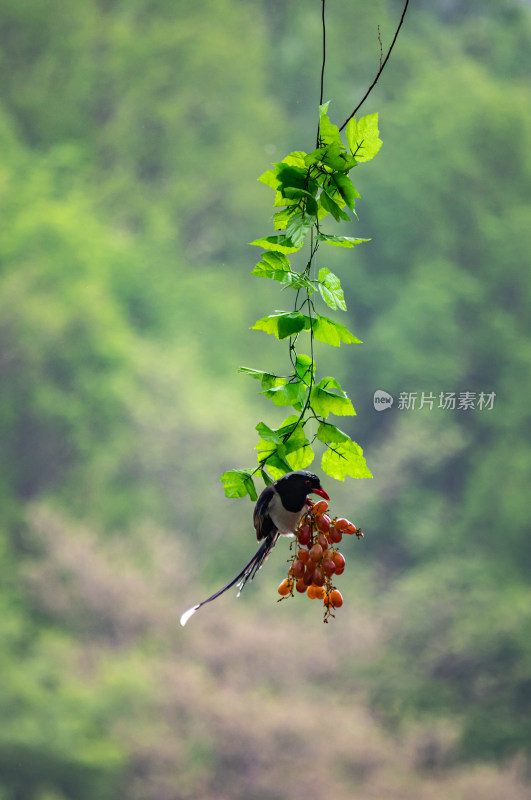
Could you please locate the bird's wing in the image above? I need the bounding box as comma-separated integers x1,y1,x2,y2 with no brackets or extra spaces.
253,485,277,541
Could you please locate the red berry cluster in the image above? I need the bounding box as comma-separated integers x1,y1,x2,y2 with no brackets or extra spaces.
277,499,363,622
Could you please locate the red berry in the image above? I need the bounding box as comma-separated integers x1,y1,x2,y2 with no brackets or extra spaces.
316,514,331,533
317,533,329,550
332,552,345,571
312,566,325,586
322,558,336,577
303,567,315,586
298,525,311,546
309,543,323,562
329,526,343,544
292,559,305,579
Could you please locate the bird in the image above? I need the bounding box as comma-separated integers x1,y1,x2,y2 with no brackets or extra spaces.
180,470,330,625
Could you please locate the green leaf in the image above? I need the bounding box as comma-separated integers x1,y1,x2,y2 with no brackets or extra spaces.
276,163,310,192
283,187,318,217
286,444,314,471
256,444,293,479
317,233,371,248
259,386,294,407
253,313,360,346
220,469,258,501
321,439,372,480
319,190,350,222
277,414,308,443
318,268,347,311
324,147,352,172
262,457,292,480
255,437,279,457
256,415,314,473
310,377,355,417
273,190,298,209
280,151,308,168
318,103,343,148
238,366,268,380
331,174,360,210
258,168,280,190
238,367,286,391
277,311,307,339
265,415,308,448
262,250,290,269
282,382,307,406
260,469,274,486
282,272,316,293
316,422,351,444
252,268,314,292
261,380,307,407
252,251,291,281
254,414,316,478
284,432,314,467
255,421,283,444
294,353,314,384
313,315,361,346
252,255,314,293
252,311,307,340
250,235,302,254
286,211,316,247
338,153,359,171
304,147,328,167
345,113,382,162
272,208,297,230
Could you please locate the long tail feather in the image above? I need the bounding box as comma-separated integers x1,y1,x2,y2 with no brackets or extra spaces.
180,534,279,626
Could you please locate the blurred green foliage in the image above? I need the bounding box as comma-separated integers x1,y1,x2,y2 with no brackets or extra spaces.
0,0,530,797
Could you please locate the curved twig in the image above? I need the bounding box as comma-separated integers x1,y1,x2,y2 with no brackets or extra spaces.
319,0,326,106
338,0,409,132
316,0,327,148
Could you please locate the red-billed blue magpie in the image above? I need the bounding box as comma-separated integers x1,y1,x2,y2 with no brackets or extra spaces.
180,470,329,625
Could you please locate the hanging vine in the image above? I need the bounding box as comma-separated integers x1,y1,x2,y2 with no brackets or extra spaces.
221,0,409,503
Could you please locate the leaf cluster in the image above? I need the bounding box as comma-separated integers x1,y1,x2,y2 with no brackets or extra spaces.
221,106,381,500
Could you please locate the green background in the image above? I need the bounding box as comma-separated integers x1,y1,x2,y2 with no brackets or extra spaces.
1,0,530,797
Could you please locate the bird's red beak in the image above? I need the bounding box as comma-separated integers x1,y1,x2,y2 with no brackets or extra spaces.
312,486,330,501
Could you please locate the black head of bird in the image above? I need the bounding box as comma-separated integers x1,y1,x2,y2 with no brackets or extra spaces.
273,470,329,512
254,470,330,540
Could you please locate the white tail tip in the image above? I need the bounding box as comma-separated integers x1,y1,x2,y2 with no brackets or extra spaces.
180,605,200,626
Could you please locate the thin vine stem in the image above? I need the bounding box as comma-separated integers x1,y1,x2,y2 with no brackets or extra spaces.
242,0,387,491
319,0,326,107
254,0,328,474
338,0,409,132
316,0,326,147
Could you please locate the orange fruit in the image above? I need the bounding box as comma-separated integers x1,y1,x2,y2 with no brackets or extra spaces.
329,589,343,608
335,518,350,531
277,578,293,596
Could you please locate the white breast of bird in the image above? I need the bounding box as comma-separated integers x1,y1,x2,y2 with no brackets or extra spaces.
267,491,309,535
